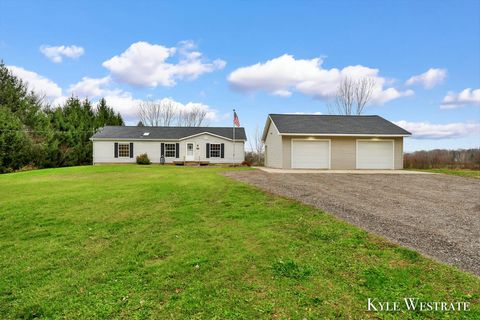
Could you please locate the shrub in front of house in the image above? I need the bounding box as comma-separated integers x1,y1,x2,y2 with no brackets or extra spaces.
241,160,252,167
245,151,264,166
136,153,151,165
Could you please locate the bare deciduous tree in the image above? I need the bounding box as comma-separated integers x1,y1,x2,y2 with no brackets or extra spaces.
159,99,176,126
176,106,207,127
137,100,207,127
246,125,264,165
249,125,264,155
137,100,161,126
328,77,376,115
355,77,376,114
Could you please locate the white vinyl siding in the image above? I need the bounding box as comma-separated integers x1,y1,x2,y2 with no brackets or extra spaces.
291,140,330,169
264,121,283,168
356,140,394,169
92,134,244,164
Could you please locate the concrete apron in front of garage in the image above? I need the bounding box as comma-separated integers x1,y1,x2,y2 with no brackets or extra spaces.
256,167,434,174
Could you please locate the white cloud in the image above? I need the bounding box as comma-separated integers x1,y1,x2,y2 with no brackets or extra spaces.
102,41,225,87
7,65,63,98
440,88,480,109
93,92,218,122
100,90,142,117
394,120,480,139
173,99,218,121
40,45,84,63
273,89,292,97
228,54,413,104
52,96,69,106
65,71,218,121
7,62,218,122
406,68,446,89
68,76,111,97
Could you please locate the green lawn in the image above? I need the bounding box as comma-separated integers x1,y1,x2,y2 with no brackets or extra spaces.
0,166,478,319
414,168,480,178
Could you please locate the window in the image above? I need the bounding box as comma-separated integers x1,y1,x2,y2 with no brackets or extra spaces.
118,143,130,157
165,143,176,157
210,143,221,158
143,132,150,136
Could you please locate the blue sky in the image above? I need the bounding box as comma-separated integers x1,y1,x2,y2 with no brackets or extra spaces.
1,0,479,151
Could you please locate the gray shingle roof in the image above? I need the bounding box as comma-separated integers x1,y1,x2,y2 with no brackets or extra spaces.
269,114,411,135
91,126,247,140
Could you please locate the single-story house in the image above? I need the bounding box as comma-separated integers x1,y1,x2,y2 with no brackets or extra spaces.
90,126,246,164
262,114,411,170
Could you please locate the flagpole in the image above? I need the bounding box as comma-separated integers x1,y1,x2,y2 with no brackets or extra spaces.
233,108,236,167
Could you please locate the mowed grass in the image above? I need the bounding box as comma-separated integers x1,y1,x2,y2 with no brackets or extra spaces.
0,166,479,319
415,168,480,178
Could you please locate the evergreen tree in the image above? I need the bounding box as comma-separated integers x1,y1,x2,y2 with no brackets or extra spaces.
0,61,45,128
0,107,33,172
0,61,50,170
0,61,125,172
95,98,124,127
48,97,96,166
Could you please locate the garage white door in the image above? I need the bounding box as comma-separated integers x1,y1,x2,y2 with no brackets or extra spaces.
292,140,330,169
357,141,394,169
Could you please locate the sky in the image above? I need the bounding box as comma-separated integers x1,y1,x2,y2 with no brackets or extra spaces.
1,0,479,151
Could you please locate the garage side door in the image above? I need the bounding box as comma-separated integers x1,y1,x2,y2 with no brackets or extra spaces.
357,141,394,169
292,140,330,169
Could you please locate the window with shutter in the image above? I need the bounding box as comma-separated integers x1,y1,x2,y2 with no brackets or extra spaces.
118,143,130,157
210,144,221,158
164,143,176,157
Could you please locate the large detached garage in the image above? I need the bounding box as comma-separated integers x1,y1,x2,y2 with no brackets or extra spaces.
262,114,411,170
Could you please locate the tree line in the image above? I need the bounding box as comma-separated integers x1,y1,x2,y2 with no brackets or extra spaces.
0,62,123,173
404,149,480,169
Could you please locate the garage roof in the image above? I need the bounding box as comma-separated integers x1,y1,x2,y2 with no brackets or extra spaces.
266,114,411,137
91,126,247,141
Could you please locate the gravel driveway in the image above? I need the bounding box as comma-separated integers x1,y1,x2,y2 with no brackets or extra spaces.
224,170,480,275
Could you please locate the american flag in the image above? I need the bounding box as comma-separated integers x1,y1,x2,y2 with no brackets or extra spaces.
233,110,240,127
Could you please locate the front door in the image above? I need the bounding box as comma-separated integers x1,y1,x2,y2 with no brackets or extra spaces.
185,142,195,161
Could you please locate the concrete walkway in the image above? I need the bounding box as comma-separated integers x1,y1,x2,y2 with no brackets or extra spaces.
255,167,433,174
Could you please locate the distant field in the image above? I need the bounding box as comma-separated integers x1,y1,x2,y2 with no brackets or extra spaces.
0,166,478,319
415,168,480,178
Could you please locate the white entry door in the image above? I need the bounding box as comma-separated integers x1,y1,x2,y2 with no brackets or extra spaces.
357,140,394,169
185,143,195,161
291,140,330,169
